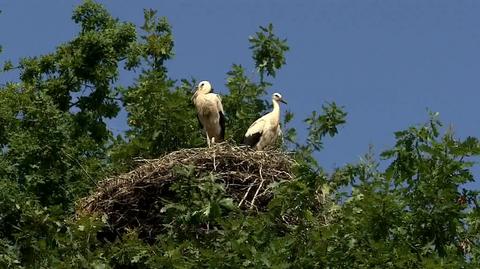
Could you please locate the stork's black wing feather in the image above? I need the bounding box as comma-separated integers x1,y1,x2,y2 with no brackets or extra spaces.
219,111,225,140
244,132,262,147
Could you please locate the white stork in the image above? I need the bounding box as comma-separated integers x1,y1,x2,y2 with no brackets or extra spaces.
192,80,225,147
244,93,287,150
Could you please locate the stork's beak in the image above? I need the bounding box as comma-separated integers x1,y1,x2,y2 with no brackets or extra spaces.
280,99,287,104
191,87,199,101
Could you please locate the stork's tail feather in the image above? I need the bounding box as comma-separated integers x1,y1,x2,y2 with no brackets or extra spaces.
219,111,225,140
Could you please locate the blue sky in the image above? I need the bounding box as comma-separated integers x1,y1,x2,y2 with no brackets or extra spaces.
1,1,479,181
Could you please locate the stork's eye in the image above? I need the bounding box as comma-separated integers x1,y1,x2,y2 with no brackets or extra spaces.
200,83,204,87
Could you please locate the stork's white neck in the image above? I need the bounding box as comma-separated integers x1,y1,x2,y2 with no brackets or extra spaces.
271,99,281,125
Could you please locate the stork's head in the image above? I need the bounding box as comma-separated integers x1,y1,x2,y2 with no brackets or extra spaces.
272,92,287,104
192,81,213,101
191,81,213,102
197,81,213,94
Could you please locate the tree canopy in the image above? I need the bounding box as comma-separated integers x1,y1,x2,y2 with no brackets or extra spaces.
1,1,480,268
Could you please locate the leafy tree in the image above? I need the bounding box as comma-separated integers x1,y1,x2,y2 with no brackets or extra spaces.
0,1,479,268
111,9,202,169
249,23,289,83
0,0,140,210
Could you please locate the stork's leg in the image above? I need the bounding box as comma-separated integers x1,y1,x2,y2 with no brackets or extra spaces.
206,133,211,148
211,137,215,145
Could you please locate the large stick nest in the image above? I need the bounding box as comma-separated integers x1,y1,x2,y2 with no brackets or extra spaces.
78,143,295,239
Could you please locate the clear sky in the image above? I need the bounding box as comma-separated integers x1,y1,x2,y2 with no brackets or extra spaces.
1,1,479,183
